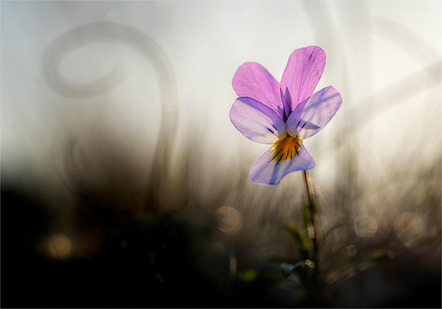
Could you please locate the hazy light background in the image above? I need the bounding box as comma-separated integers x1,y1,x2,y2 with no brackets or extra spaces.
1,2,441,306
2,1,441,201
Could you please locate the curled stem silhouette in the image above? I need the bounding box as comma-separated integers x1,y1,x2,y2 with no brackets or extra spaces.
41,21,178,202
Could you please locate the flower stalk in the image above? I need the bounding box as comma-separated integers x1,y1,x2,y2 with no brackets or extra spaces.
303,170,317,257
303,170,321,290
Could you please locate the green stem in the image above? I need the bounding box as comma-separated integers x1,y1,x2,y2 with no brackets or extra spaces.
303,170,325,306
303,170,318,268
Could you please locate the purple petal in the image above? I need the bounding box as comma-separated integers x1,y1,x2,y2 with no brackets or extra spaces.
249,144,315,185
280,46,326,116
232,62,284,118
230,97,286,144
287,86,342,139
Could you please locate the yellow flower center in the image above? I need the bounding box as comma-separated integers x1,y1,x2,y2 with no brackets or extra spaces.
272,134,302,163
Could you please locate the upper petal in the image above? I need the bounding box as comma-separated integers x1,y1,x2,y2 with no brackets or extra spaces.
232,62,284,117
287,86,342,139
230,97,286,144
249,144,315,185
280,46,326,115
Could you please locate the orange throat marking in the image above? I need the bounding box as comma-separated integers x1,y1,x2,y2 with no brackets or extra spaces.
272,134,302,163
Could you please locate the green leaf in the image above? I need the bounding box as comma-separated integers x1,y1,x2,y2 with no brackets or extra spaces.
285,222,304,248
236,270,258,282
356,249,395,271
284,222,313,255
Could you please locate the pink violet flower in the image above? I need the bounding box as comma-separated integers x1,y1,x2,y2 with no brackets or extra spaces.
230,46,342,185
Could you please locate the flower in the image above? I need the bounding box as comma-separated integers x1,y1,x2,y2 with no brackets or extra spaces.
230,46,342,185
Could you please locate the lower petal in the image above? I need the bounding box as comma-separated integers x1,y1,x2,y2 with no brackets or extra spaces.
249,144,315,185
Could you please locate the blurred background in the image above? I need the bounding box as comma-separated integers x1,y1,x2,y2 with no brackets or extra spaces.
1,1,441,307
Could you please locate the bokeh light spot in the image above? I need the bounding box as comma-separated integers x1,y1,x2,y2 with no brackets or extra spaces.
305,259,315,269
393,212,425,247
354,215,378,238
347,244,358,256
48,233,72,259
216,206,243,235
